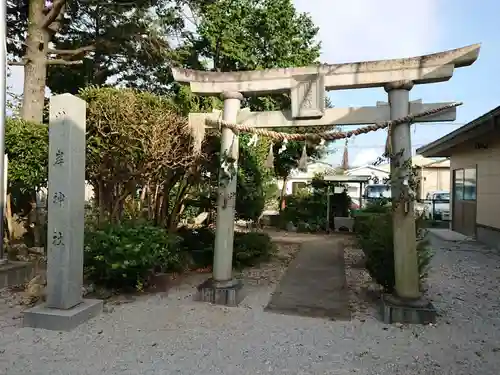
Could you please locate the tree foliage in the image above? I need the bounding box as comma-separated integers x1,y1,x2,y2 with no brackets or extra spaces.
194,0,320,71
46,0,185,94
7,0,330,233
6,0,187,122
5,118,48,193
80,86,197,227
185,0,324,209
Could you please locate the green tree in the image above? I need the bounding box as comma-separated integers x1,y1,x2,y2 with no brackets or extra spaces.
5,119,48,196
185,0,324,217
46,0,185,95
5,118,49,245
6,0,184,122
7,0,72,122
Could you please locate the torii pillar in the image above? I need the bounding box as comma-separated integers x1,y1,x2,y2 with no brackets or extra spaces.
211,92,244,299
384,81,421,300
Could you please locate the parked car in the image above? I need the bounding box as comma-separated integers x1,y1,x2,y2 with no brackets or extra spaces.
362,184,391,207
362,184,427,217
424,191,450,221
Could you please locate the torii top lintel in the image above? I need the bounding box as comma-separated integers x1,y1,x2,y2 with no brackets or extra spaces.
172,44,480,95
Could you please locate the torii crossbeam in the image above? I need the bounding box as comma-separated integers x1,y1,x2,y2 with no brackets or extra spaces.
189,101,457,130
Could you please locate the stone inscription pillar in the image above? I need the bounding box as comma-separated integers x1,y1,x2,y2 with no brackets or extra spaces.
23,94,102,331
46,93,87,309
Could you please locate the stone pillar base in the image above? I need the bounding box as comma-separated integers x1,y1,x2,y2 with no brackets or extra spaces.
195,278,244,306
380,293,436,324
23,299,103,331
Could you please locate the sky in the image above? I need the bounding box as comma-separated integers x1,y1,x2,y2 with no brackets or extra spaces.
7,0,500,167
293,0,500,166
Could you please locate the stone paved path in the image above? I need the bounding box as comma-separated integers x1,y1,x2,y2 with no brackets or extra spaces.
265,236,350,320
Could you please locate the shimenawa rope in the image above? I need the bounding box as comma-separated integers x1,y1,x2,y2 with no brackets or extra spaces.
207,101,462,169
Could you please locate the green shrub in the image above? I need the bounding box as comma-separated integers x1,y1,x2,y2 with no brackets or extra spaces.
84,221,184,290
233,232,277,268
361,200,391,213
176,226,215,269
6,118,48,194
84,220,278,291
353,212,383,241
176,227,277,269
280,192,327,232
352,202,390,243
355,209,433,292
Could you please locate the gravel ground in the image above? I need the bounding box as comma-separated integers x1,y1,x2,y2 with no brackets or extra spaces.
1,234,500,374
344,239,380,321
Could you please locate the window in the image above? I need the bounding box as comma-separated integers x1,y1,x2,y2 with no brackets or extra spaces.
454,169,464,200
464,168,477,200
347,186,357,194
453,168,476,201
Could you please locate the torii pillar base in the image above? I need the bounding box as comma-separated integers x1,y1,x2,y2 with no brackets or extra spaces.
380,294,437,325
195,278,244,307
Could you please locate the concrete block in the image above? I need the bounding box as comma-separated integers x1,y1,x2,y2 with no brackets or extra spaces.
195,278,244,306
334,217,354,232
0,261,35,289
380,294,437,325
23,299,103,331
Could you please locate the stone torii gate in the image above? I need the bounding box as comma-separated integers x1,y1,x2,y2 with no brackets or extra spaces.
172,44,480,321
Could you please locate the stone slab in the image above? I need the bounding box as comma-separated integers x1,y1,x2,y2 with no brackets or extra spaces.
380,294,437,324
23,299,103,331
291,74,325,119
334,217,354,232
0,261,35,289
195,278,244,306
265,239,350,320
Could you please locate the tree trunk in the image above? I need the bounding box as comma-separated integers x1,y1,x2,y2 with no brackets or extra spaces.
147,183,155,220
28,191,42,247
138,181,148,216
160,183,170,225
97,179,107,227
154,184,163,226
167,182,190,232
279,176,288,211
22,0,50,123
5,193,13,242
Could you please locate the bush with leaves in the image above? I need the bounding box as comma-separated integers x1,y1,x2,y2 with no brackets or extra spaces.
353,201,388,239
235,133,270,222
176,227,277,269
84,220,185,291
354,205,433,292
5,118,49,246
233,231,277,268
177,226,216,269
280,190,327,232
6,118,48,203
80,86,197,227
